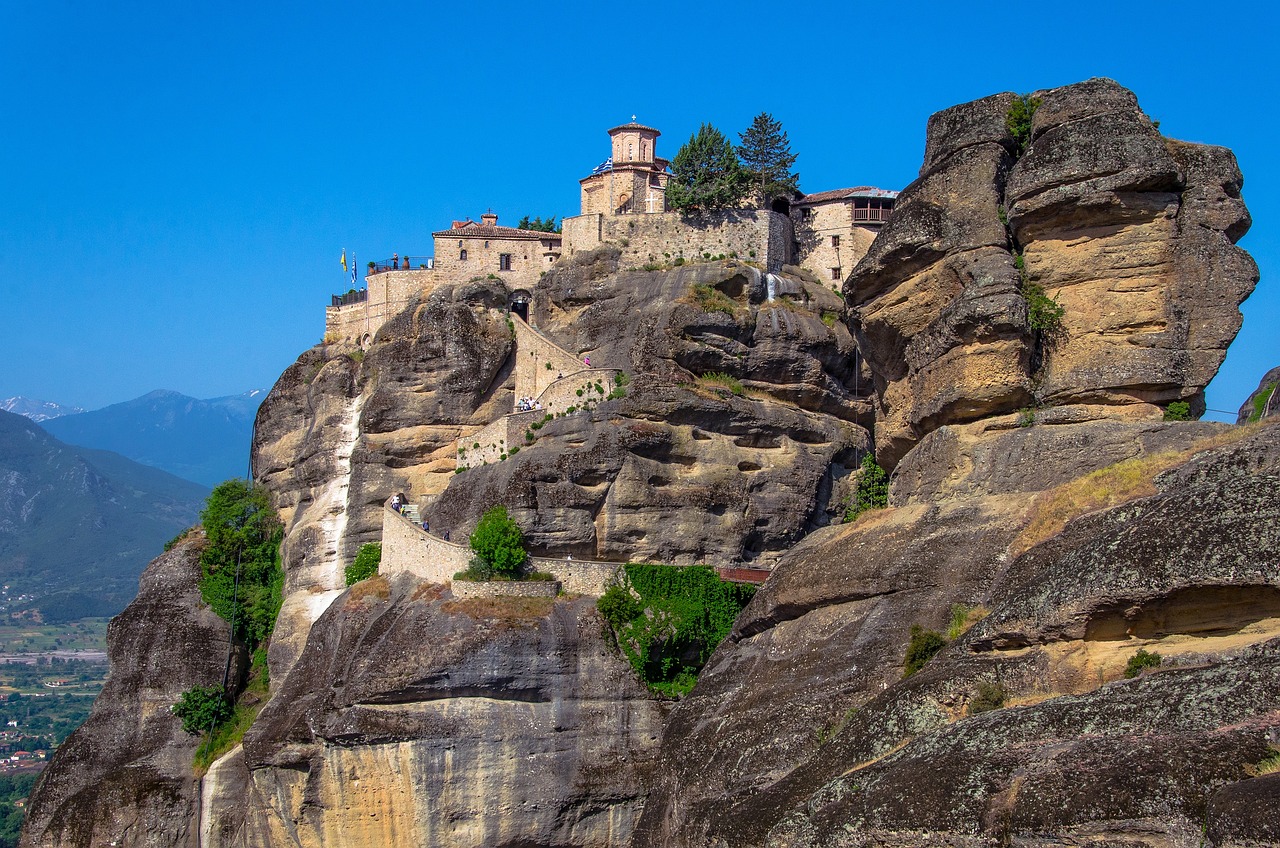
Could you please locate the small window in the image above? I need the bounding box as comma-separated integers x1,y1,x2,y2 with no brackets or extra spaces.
831,235,840,248
830,267,841,280
484,241,489,248
458,240,463,248
499,253,512,271
460,249,468,261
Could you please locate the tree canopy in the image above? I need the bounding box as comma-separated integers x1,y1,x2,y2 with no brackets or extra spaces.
666,124,749,212
517,215,561,233
469,506,527,576
198,479,284,647
737,112,800,206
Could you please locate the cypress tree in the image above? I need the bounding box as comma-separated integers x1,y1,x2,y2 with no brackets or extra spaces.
737,112,800,206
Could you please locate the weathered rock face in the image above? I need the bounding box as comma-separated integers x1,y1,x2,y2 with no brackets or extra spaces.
204,575,665,847
20,531,246,848
428,253,870,565
1237,365,1280,423
634,422,1280,847
251,279,514,676
849,78,1258,468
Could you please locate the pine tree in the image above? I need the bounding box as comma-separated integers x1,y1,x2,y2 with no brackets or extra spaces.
737,112,800,206
666,123,749,212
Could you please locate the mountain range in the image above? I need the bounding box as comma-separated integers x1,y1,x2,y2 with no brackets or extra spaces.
39,389,265,487
0,409,209,621
0,396,84,422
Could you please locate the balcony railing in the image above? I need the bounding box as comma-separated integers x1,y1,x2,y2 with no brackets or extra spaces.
368,256,434,274
331,289,368,308
852,207,893,223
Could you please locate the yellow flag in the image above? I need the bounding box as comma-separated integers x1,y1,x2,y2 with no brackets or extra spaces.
340,249,347,271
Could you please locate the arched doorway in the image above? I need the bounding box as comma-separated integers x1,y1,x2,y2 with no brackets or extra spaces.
509,289,532,322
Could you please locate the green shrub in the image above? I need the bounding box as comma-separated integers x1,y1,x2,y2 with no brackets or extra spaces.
598,584,643,628
820,310,839,328
845,453,889,521
1006,93,1042,156
469,506,526,577
172,684,232,735
344,543,381,586
1124,647,1162,678
969,681,1007,714
903,625,946,677
598,564,756,697
1017,407,1037,428
198,480,284,649
1163,401,1191,422
545,361,553,370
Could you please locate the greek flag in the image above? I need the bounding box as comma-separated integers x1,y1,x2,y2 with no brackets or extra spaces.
591,157,613,174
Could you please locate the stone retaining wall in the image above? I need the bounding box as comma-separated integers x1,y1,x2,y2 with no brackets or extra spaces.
451,580,560,600
379,505,622,595
562,210,794,273
513,318,585,399
380,506,471,583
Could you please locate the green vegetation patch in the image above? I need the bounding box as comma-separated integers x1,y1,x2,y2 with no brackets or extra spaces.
689,283,739,317
1006,93,1042,156
1124,647,1162,678
345,543,381,586
969,681,1007,714
455,506,530,581
1163,401,1191,422
598,564,756,697
697,371,745,396
845,453,889,522
199,480,284,648
0,773,38,848
1250,384,1275,422
903,625,946,677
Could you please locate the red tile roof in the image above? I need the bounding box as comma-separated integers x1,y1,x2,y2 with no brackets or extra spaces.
795,187,899,206
433,221,562,241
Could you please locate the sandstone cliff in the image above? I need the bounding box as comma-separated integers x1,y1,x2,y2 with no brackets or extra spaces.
24,78,1273,848
849,78,1258,468
201,576,665,846
21,531,247,848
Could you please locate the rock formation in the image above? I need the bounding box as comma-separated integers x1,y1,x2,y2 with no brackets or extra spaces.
849,78,1258,468
203,576,665,846
24,78,1274,848
21,531,247,848
1237,365,1279,423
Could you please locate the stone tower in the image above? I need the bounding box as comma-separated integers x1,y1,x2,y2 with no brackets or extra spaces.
579,120,670,216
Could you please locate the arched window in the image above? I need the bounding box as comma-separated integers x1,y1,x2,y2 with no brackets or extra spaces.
460,249,468,261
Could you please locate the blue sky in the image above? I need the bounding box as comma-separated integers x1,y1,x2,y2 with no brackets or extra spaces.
2,1,1275,421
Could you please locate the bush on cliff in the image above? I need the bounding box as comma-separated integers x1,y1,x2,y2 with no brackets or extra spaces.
845,453,889,521
345,543,382,585
198,479,284,649
903,625,946,677
171,684,233,735
598,564,756,697
468,506,527,577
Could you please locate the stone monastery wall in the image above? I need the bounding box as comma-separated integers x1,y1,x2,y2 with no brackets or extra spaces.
513,318,586,398
326,269,435,346
563,209,793,272
380,505,621,595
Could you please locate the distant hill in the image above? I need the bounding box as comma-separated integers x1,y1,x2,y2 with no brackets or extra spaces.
41,389,266,487
0,409,209,620
0,397,85,422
